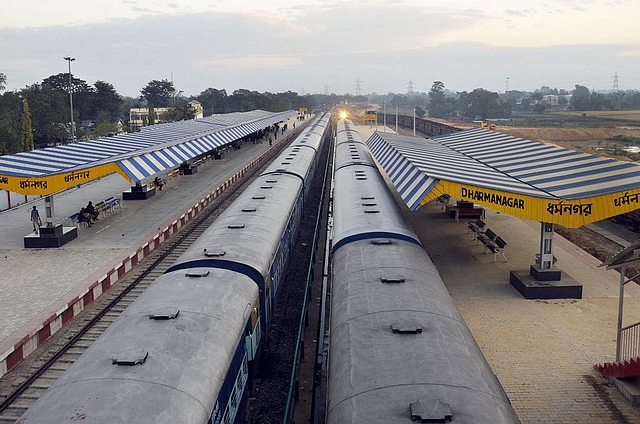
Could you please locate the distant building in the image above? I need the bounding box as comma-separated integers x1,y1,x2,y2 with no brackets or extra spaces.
129,100,204,132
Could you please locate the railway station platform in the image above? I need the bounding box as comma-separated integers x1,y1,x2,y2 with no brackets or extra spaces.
0,115,302,377
354,124,640,423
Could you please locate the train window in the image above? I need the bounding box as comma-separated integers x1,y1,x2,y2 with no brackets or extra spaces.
356,177,367,181
260,186,273,189
204,249,226,257
228,224,246,229
281,162,291,165
380,275,406,283
149,310,180,320
266,179,278,183
362,203,377,206
185,270,210,277
361,196,375,200
242,208,257,212
252,196,265,200
363,209,378,213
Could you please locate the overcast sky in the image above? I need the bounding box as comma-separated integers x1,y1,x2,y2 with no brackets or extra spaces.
1,0,639,98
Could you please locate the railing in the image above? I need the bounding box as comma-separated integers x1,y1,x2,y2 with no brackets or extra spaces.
618,320,640,362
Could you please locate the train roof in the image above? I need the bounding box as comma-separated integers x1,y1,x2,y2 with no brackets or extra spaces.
332,163,420,252
328,239,520,423
168,172,303,283
20,269,259,423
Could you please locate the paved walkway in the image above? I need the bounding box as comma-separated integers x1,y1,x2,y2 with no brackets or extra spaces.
0,115,302,375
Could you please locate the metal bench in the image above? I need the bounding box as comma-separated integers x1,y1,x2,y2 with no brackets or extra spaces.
436,194,451,209
467,218,486,240
485,236,508,262
104,196,122,213
69,212,89,229
477,228,497,247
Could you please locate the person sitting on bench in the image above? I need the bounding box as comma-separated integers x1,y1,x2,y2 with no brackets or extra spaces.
154,176,165,191
85,201,99,220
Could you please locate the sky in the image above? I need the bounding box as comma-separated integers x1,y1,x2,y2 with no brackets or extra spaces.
1,0,639,98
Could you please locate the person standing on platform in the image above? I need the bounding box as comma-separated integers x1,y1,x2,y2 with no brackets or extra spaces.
269,137,273,147
30,206,41,234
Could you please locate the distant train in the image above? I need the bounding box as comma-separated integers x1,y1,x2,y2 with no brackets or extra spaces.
326,119,520,423
18,112,332,424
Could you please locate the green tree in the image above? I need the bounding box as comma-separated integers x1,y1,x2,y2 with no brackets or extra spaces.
161,103,197,122
196,88,228,115
21,98,34,151
42,73,93,120
0,91,21,154
148,104,156,125
91,81,122,120
20,84,70,147
428,81,447,118
0,73,6,92
458,88,510,120
140,80,176,107
570,85,590,111
90,110,118,138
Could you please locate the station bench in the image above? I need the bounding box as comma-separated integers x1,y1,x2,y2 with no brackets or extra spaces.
446,201,485,222
467,218,486,240
68,196,121,230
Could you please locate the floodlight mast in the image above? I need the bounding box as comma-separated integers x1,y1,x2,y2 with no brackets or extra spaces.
63,56,75,142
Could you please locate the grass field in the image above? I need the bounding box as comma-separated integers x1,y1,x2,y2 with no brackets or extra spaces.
550,110,640,122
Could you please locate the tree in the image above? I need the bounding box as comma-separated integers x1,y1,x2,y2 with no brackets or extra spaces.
196,88,228,115
148,104,156,125
570,85,590,111
20,84,70,147
161,103,197,122
458,88,510,120
91,81,122,120
42,73,94,120
21,98,33,152
140,80,176,107
428,81,446,118
0,91,21,154
0,73,6,92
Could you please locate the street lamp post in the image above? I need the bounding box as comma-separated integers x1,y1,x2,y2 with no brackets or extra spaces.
63,56,75,142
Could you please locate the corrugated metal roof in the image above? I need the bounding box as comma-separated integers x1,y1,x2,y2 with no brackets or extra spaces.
0,109,295,196
366,127,640,227
432,128,640,200
0,110,294,179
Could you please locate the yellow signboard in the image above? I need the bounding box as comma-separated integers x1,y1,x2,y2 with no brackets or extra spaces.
421,180,640,228
0,163,128,196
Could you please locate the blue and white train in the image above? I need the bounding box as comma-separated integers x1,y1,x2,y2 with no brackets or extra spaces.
18,112,331,424
326,119,520,423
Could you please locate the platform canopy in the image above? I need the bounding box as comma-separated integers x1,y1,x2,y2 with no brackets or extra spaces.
0,110,295,196
367,127,640,228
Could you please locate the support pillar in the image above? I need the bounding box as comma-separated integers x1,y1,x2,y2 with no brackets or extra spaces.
509,221,582,299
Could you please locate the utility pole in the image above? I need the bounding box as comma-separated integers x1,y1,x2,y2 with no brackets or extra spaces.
506,77,509,93
64,56,75,142
613,73,619,92
408,79,414,95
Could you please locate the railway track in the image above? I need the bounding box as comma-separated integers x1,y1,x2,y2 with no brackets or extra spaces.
0,140,295,423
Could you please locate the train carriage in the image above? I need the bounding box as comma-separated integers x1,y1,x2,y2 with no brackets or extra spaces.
327,119,519,423
19,270,260,424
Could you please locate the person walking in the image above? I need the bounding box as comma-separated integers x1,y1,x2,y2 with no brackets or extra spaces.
30,206,41,234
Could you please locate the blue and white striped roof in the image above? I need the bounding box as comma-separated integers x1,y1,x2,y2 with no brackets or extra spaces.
367,127,640,209
0,110,294,182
